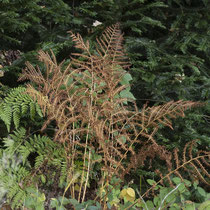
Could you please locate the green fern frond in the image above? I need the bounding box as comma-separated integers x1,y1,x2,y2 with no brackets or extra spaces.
0,87,43,131
0,149,29,208
13,110,20,130
59,161,67,186
19,145,31,165
0,104,12,131
0,127,68,208
11,189,26,209
3,127,26,155
29,101,36,120
34,155,44,169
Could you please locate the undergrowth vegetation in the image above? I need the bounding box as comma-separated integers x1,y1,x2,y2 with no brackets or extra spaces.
0,24,209,209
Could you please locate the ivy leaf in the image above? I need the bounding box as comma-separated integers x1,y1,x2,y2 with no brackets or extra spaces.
120,73,133,86
120,89,135,100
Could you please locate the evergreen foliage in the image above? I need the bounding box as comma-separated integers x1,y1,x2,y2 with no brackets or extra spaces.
0,0,72,50
0,0,74,89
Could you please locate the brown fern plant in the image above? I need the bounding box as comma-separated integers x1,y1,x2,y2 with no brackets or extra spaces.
124,140,210,209
19,23,209,203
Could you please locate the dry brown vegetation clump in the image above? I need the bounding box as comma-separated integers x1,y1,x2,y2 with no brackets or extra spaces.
19,23,209,203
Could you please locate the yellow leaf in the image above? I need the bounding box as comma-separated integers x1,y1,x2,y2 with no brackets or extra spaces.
126,188,135,198
109,197,120,207
120,188,136,202
74,184,80,192
125,194,135,202
120,189,127,198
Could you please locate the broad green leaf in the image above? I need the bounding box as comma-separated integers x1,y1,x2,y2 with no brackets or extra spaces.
172,177,181,185
198,200,210,210
60,197,71,205
120,73,133,85
120,89,135,100
184,203,196,210
34,204,44,210
183,179,191,187
145,200,154,209
147,179,156,186
177,183,186,193
87,206,101,210
69,198,80,206
153,196,160,206
50,198,59,208
197,187,206,197
37,193,46,202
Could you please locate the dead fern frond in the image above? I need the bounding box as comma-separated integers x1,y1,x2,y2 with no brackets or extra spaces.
19,24,207,203
25,84,50,116
69,32,91,55
147,140,210,193
140,100,202,130
96,23,129,68
125,140,209,210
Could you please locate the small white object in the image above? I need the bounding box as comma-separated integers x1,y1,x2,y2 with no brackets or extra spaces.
175,73,185,83
92,20,102,27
